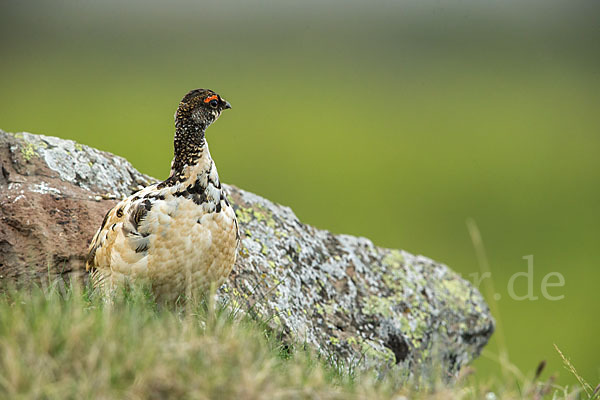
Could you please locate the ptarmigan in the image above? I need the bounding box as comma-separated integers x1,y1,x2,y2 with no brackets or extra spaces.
86,89,239,302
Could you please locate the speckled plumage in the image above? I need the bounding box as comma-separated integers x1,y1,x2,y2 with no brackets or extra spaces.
86,89,239,302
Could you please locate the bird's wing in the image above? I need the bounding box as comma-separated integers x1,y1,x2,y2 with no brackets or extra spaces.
85,187,163,281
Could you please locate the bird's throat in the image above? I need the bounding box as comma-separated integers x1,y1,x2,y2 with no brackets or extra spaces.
169,122,210,181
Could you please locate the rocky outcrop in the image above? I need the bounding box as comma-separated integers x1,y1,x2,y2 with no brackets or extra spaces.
0,129,494,377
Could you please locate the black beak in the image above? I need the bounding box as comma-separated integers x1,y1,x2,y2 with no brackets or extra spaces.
223,100,232,110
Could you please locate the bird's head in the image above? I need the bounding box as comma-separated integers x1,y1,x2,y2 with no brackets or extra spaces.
175,88,232,129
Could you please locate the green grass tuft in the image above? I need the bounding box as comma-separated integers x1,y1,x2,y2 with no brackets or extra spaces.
0,282,590,399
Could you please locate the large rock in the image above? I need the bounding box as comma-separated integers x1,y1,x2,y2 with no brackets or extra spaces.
0,129,494,377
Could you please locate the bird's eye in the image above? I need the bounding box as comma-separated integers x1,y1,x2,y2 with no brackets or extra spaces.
209,99,219,108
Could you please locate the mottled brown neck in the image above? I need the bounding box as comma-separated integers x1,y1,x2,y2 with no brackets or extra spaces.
161,112,209,186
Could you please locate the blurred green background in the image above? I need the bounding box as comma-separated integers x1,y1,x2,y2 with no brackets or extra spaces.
1,0,598,386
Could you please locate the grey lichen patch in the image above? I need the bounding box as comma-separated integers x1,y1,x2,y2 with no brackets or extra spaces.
30,182,62,196
363,295,395,318
5,131,155,198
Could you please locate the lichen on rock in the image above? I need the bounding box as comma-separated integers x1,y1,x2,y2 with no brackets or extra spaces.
0,129,494,378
